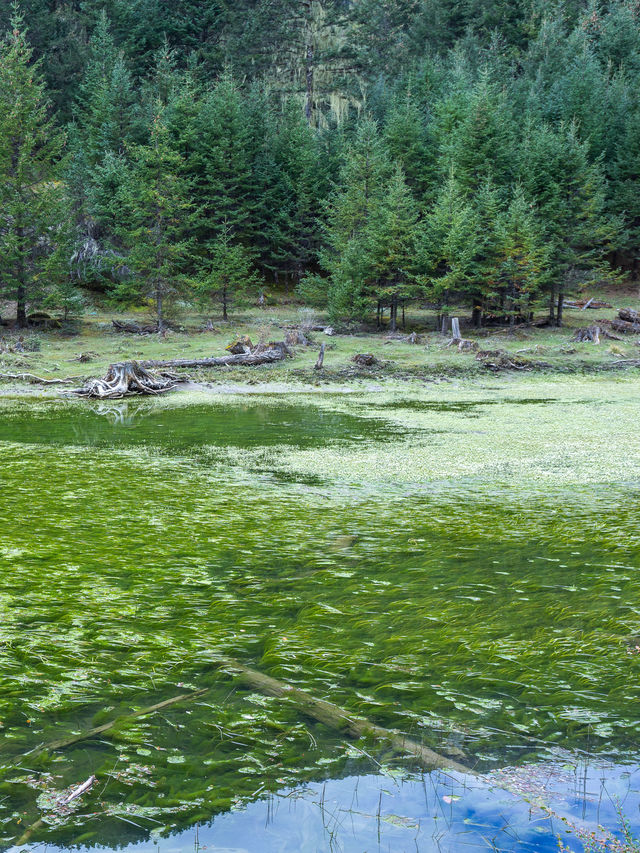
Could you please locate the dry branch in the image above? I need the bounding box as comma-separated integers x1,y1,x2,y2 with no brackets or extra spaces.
0,372,75,385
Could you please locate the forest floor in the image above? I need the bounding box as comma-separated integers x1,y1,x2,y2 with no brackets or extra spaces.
1,284,640,395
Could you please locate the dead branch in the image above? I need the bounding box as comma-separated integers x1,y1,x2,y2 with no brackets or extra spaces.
0,372,75,385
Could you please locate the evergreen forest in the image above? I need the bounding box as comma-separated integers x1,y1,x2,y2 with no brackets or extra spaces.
1,0,639,329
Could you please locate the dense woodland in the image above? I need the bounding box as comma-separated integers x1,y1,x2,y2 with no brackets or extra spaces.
0,0,638,329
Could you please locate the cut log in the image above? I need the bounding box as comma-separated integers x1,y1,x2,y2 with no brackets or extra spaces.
610,318,640,334
619,307,640,323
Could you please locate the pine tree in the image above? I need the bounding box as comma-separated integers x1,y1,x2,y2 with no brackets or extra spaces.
383,95,436,199
197,221,260,321
113,108,192,330
438,74,516,194
520,120,615,325
75,11,136,166
366,165,420,330
495,186,548,324
318,118,394,319
187,71,255,249
0,11,71,327
419,171,480,320
468,178,503,326
609,107,640,277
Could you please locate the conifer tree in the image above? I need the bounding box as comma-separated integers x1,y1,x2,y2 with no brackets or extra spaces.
187,71,255,249
366,165,420,330
495,186,548,324
383,96,436,199
197,221,260,321
113,108,192,330
318,118,394,319
520,120,614,325
0,11,70,327
75,11,136,166
419,171,479,320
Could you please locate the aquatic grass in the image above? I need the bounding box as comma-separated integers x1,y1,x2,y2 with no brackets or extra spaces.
0,378,639,848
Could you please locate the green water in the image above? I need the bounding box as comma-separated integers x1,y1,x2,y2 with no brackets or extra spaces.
0,390,639,850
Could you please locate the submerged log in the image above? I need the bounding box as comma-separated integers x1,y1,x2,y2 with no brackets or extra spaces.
27,688,209,756
219,658,474,775
27,658,472,776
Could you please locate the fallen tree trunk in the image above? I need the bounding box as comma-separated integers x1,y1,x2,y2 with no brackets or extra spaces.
27,658,472,775
219,658,474,775
141,345,290,371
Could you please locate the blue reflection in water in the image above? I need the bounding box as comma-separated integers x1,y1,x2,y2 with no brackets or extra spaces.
16,761,640,853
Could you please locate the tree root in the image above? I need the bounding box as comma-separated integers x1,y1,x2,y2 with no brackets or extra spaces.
72,361,181,398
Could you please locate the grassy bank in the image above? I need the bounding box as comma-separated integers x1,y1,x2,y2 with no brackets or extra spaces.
1,291,640,394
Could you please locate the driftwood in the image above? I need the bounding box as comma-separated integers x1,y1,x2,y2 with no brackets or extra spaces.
26,659,471,776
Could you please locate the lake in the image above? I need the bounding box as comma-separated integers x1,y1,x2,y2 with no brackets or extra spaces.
1,379,639,852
